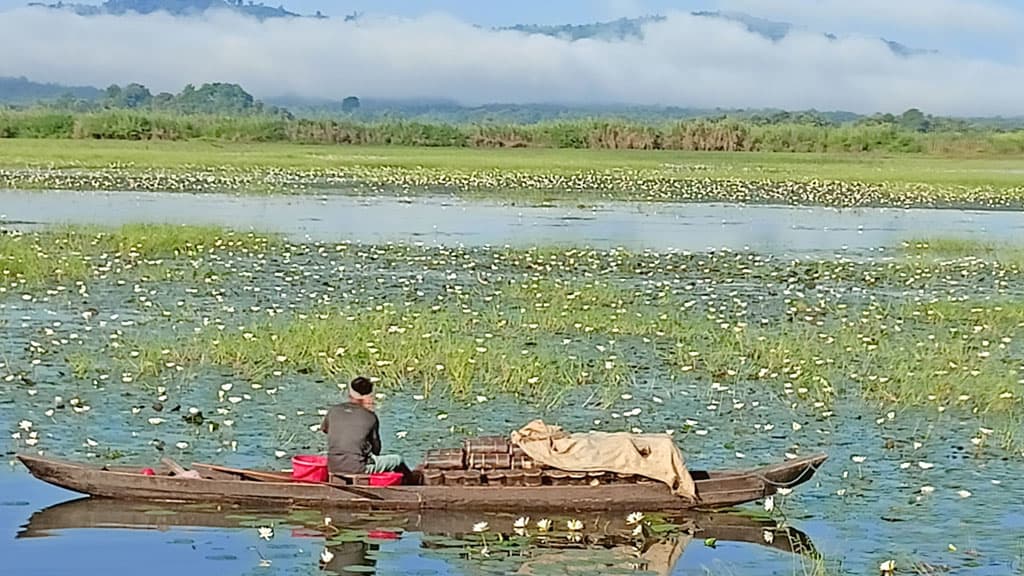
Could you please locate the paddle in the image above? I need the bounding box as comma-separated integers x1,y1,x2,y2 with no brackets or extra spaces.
161,457,201,479
190,462,385,501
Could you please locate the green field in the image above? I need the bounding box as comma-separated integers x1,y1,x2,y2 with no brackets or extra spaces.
2,139,1023,186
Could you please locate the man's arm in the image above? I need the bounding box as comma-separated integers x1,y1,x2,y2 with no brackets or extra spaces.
370,416,382,455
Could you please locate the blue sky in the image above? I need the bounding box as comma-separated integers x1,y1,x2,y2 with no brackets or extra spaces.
1,0,1022,114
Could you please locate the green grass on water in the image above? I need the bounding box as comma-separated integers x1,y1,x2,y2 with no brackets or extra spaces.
1,223,278,285
4,226,1023,444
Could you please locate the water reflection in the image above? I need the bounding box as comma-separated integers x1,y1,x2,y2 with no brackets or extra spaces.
19,497,817,575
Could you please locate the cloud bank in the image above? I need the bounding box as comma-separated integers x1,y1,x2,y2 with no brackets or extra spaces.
0,7,1022,115
719,0,1023,34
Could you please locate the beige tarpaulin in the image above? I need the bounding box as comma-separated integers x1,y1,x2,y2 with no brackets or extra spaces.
510,419,696,500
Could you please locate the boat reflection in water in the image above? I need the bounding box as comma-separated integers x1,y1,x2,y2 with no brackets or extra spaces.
19,498,818,575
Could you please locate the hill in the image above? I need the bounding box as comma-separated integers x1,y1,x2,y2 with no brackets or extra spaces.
0,76,102,104
24,0,323,19
499,12,935,57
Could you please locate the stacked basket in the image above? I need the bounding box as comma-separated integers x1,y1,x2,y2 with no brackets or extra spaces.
420,436,638,487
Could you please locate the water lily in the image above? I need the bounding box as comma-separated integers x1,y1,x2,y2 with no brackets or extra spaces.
320,548,334,564
566,519,584,531
257,526,274,541
472,521,489,533
762,529,774,544
626,511,645,525
957,490,972,498
18,420,32,431
763,495,775,512
513,516,530,529
536,518,552,532
879,559,895,574
324,516,332,526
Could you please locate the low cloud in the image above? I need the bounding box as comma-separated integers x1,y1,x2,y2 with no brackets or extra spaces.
0,7,1021,115
718,0,1023,34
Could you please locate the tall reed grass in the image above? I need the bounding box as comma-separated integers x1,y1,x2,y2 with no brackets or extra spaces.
2,109,1022,154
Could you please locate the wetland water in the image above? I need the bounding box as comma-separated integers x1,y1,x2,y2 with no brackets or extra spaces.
5,189,1024,252
2,188,1024,575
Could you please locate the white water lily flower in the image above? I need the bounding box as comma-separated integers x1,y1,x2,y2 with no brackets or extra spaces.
566,519,584,531
920,486,935,494
626,512,645,525
851,456,866,464
632,524,644,537
957,490,972,498
274,450,287,458
536,518,552,532
762,529,774,544
320,548,334,564
147,418,165,425
764,495,775,512
257,526,274,541
472,521,489,533
84,438,98,447
18,420,33,431
324,516,332,526
918,462,935,470
513,516,530,529
880,559,896,574
395,431,408,439
776,488,793,496
175,442,189,450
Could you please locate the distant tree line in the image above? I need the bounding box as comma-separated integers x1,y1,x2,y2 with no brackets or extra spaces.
40,82,293,117
1,109,1022,154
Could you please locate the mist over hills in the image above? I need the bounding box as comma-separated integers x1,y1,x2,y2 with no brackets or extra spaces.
22,0,930,56
0,1,1018,116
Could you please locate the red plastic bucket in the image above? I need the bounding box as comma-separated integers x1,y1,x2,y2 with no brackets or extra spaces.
291,455,328,483
369,472,403,487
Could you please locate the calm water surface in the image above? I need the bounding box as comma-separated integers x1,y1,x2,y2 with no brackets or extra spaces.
4,189,1024,253
2,189,1024,575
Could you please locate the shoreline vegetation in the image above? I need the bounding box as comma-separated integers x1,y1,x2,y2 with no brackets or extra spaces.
2,109,1024,155
0,140,1023,209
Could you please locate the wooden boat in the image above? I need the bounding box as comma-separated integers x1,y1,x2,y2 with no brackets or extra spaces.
17,452,827,512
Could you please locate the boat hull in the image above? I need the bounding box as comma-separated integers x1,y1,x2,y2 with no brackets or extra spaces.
17,453,827,512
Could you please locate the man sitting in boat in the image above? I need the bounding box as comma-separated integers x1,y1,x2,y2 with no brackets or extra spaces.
321,376,411,481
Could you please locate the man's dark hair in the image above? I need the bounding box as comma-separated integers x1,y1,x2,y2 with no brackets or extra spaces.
350,376,373,396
